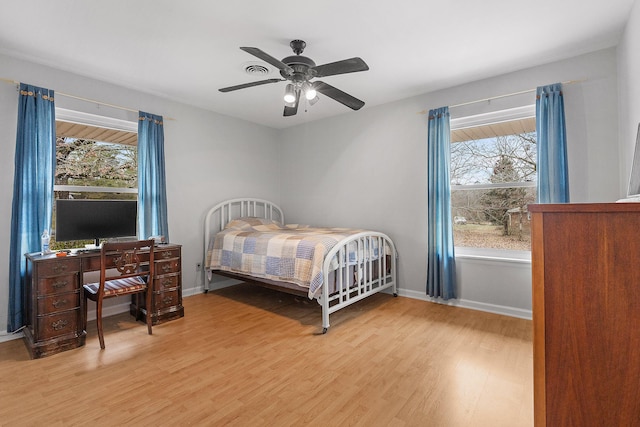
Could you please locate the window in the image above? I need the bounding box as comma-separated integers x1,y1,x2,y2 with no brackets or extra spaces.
52,109,138,249
450,106,536,252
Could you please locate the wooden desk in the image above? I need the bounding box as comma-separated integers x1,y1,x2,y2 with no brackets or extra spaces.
23,243,184,359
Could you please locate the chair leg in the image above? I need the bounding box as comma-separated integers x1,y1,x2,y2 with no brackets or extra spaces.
145,291,153,335
82,294,88,334
96,299,105,350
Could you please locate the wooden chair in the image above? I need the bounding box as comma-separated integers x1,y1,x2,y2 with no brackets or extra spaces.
83,239,155,349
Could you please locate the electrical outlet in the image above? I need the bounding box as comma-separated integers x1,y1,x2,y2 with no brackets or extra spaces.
196,262,202,271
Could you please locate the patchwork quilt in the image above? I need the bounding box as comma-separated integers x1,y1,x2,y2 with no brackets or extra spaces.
207,217,381,298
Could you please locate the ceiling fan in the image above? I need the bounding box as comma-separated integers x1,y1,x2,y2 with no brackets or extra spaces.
219,40,369,117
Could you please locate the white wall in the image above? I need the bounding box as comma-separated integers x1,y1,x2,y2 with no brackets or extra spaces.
0,54,281,335
0,44,625,334
279,48,620,318
618,0,640,194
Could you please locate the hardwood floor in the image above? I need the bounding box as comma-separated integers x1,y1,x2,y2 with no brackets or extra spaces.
0,284,533,426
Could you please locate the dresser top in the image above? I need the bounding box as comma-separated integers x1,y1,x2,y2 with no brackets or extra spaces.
528,202,640,213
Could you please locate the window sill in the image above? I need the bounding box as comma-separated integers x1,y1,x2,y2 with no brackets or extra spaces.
455,247,531,264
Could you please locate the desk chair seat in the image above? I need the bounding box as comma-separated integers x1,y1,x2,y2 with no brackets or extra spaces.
83,239,155,349
84,277,147,297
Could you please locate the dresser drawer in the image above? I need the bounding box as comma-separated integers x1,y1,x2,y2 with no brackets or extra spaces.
37,273,79,296
37,291,80,314
155,289,180,310
36,258,81,277
155,273,180,292
37,309,80,340
156,259,180,275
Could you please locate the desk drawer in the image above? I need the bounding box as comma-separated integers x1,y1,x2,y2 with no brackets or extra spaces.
36,258,81,277
37,309,80,340
155,273,180,292
156,259,180,275
37,291,80,315
156,248,180,261
155,289,180,310
37,274,79,296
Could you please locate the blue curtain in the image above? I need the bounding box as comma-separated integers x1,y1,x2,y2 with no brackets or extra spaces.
138,111,169,241
8,83,56,332
536,83,569,203
427,106,457,300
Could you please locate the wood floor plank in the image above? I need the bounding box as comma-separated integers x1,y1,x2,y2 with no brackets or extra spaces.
0,283,532,426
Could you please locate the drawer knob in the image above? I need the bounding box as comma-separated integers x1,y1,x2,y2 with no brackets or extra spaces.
162,296,174,305
52,280,69,290
51,319,69,331
162,279,173,286
52,263,68,274
161,264,172,273
162,251,172,259
52,299,68,309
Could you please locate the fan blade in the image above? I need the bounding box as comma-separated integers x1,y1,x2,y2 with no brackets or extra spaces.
313,81,365,110
219,78,283,93
240,47,294,76
283,89,300,117
311,57,369,78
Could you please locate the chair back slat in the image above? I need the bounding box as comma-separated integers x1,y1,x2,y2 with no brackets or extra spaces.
99,240,154,290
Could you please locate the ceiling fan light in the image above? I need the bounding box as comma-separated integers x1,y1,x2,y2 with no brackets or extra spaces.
302,82,317,100
305,88,317,100
283,84,296,103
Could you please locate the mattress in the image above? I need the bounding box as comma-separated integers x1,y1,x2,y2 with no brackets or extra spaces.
206,217,385,298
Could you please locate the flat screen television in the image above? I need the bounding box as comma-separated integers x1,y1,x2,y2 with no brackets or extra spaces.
55,199,137,247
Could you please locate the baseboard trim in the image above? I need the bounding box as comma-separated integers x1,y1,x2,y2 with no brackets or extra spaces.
0,329,24,343
397,288,532,320
88,301,131,321
183,278,240,297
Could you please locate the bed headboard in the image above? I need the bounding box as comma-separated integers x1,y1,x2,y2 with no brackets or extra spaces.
204,198,284,268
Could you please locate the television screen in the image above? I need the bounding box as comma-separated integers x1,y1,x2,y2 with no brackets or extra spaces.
56,199,138,244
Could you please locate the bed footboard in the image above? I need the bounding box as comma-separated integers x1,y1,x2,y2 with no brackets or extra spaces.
319,232,398,333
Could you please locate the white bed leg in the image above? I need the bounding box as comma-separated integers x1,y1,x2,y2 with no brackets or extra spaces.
321,287,330,334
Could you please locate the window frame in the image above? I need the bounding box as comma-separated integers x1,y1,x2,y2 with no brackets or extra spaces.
52,109,139,248
450,105,536,260
54,108,138,196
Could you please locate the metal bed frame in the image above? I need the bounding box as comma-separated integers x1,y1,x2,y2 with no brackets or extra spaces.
203,198,398,333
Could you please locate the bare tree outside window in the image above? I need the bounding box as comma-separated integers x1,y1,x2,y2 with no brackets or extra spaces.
55,137,137,198
53,135,138,249
450,128,537,251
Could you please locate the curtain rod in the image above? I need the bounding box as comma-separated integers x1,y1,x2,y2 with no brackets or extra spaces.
417,79,584,115
1,77,174,120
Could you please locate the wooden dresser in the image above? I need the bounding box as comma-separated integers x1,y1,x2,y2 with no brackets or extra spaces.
24,243,184,359
529,203,640,426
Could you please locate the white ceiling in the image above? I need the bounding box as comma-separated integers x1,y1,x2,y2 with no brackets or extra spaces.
0,0,635,129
